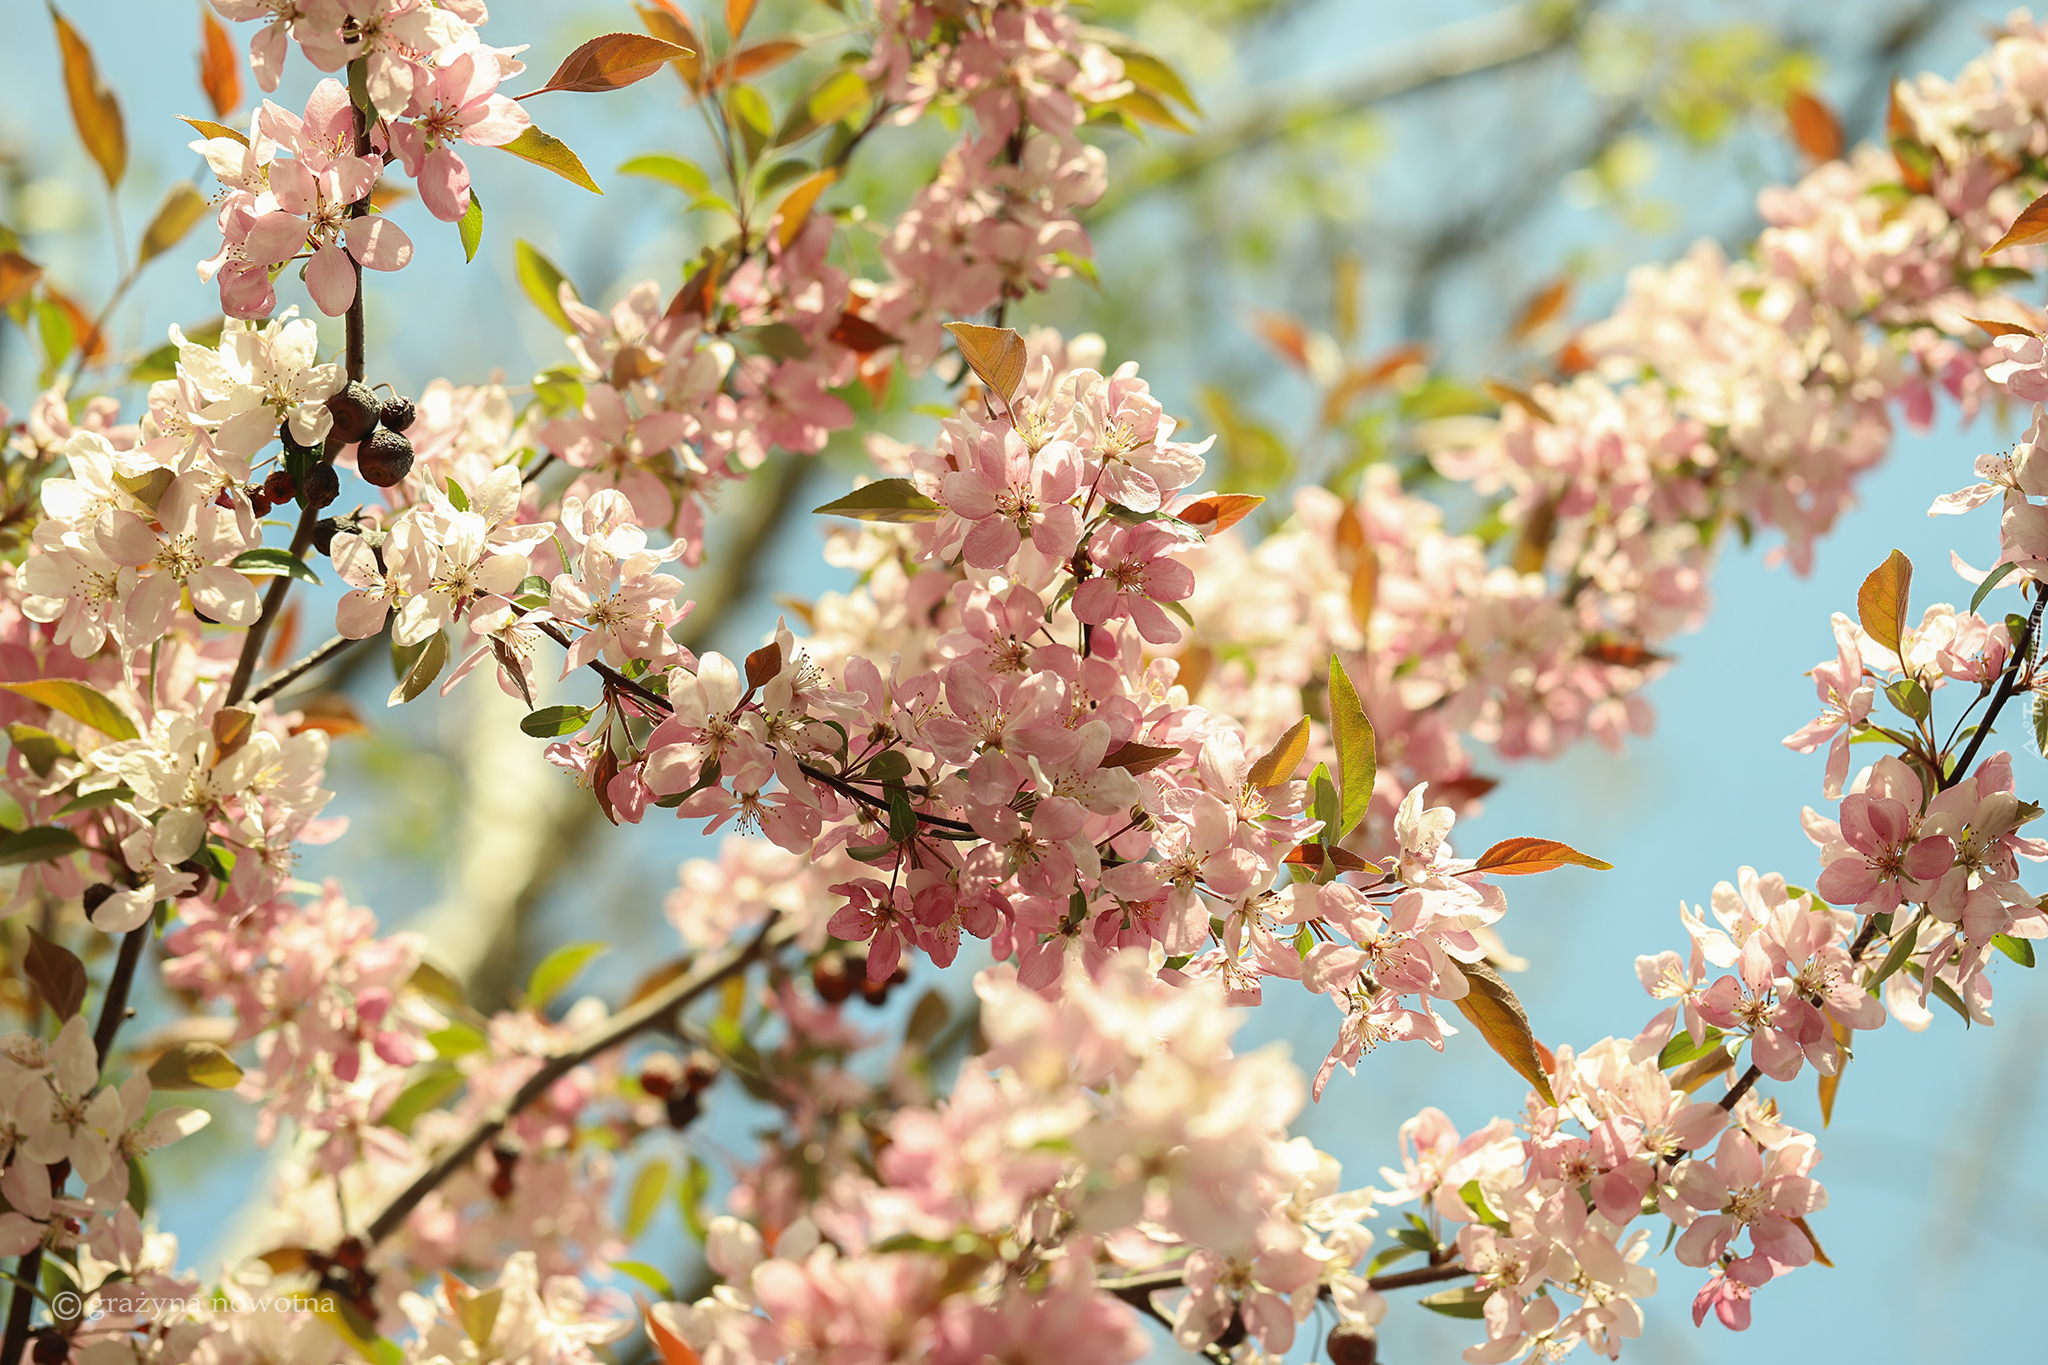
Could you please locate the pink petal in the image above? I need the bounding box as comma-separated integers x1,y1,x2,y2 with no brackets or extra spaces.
306,242,357,315
345,215,414,272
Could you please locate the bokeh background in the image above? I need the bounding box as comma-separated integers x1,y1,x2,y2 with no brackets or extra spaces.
1,1,2041,1361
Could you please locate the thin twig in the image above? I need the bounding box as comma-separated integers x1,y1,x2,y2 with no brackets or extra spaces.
1717,1063,1764,1113
92,925,150,1067
361,914,779,1246
248,634,359,704
1942,593,2043,792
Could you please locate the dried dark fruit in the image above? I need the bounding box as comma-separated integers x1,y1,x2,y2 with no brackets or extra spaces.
1326,1323,1377,1365
81,883,115,914
32,1329,68,1364
812,951,855,1004
176,857,212,898
310,517,342,557
250,491,273,517
638,1053,682,1100
358,429,415,487
860,959,911,1007
325,381,381,444
278,419,319,459
682,1049,721,1093
380,395,416,432
214,489,235,509
301,463,341,511
665,1090,703,1129
264,469,296,503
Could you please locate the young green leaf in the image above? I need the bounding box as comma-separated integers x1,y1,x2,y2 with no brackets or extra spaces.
526,942,606,1008
0,679,139,741
231,547,322,584
457,188,483,263
813,478,943,523
388,630,450,706
1326,654,1375,842
497,124,602,194
147,1041,244,1090
623,1158,670,1238
521,705,595,738
514,241,578,330
137,182,208,266
1970,560,2018,614
1247,717,1311,789
1992,932,2036,967
619,152,712,196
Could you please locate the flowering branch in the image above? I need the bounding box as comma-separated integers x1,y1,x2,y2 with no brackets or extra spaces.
361,913,780,1247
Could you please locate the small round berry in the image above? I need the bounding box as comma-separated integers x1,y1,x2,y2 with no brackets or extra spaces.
380,395,416,432
812,952,855,1005
638,1054,683,1100
325,381,381,444
301,463,341,511
1327,1324,1376,1365
682,1049,721,1093
358,429,415,487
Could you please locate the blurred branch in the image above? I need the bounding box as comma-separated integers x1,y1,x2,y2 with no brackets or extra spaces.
1096,0,1593,216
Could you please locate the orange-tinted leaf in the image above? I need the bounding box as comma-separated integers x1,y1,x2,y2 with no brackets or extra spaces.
199,9,242,118
1965,315,2040,339
1856,548,1912,656
1484,380,1554,424
1103,740,1182,775
1784,90,1843,164
1251,310,1311,370
1581,638,1669,669
1509,277,1570,342
1333,252,1362,344
943,322,1026,407
829,312,896,353
1816,1019,1850,1127
290,693,368,739
46,286,104,361
522,32,693,97
1511,498,1556,576
635,3,703,89
1178,493,1264,534
1363,342,1430,385
727,37,804,82
1350,547,1378,632
725,0,758,40
1988,191,2048,256
1791,1214,1834,1268
773,167,836,250
1283,842,1373,873
1246,716,1310,789
52,5,126,188
646,1304,702,1365
0,253,44,310
181,115,245,146
1452,960,1558,1107
369,183,413,210
257,1247,316,1275
1555,336,1594,376
1473,837,1613,875
1431,773,1499,805
1886,81,1935,194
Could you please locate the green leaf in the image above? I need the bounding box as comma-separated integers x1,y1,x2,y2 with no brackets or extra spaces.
444,476,469,511
1656,1025,1724,1070
624,1158,670,1239
1392,1224,1435,1253
1418,1286,1489,1319
1993,933,2036,967
136,182,208,266
2035,692,2048,762
729,84,772,162
230,547,321,584
496,124,602,194
515,574,551,608
887,784,917,844
1364,1242,1421,1277
1872,916,1920,988
55,784,131,816
1459,1179,1509,1230
521,705,594,739
455,1288,502,1350
380,1063,465,1134
608,1260,675,1301
5,723,76,778
0,679,139,740
146,1041,244,1090
863,749,912,780
457,188,483,262
1309,761,1341,884
1326,653,1376,843
678,1153,711,1242
618,152,712,196
388,630,449,706
1971,560,2018,615
813,478,943,523
777,68,868,143
514,240,577,331
428,1019,489,1058
526,941,606,1008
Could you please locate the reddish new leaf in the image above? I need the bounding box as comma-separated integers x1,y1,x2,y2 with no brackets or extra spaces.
725,0,758,40
773,167,836,250
25,928,85,1020
1987,191,2048,255
199,9,242,118
52,5,126,188
1965,316,2040,339
727,38,804,82
1283,843,1373,873
1581,638,1669,669
1103,740,1182,775
1251,310,1311,370
521,32,693,98
1472,837,1613,876
635,3,703,89
1452,960,1559,1107
828,312,897,353
1784,89,1843,164
744,642,782,690
1484,379,1555,424
1509,277,1570,342
1179,493,1265,535
0,253,44,310
1856,548,1912,656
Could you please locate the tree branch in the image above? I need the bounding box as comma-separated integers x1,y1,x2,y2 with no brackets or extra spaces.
1095,1,1589,216
1943,592,2042,792
248,634,358,704
361,913,780,1247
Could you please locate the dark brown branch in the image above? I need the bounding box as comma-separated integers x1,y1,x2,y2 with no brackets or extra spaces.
362,914,778,1246
92,925,151,1067
1717,1063,1764,1112
248,634,358,704
1942,592,2043,792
